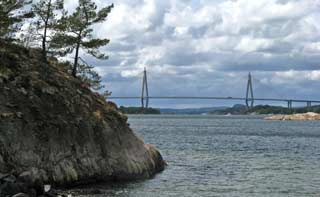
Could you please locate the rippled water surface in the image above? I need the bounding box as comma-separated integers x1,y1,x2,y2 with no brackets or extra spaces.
73,115,320,196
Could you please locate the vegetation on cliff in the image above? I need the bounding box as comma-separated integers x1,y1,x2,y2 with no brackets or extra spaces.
1,0,113,87
0,0,33,39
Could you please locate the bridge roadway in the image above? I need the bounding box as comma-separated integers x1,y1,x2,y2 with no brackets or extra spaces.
108,96,320,104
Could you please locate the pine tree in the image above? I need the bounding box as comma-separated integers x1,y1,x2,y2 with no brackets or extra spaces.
77,57,105,90
51,0,113,77
57,59,107,91
32,0,64,59
18,23,38,48
0,0,32,40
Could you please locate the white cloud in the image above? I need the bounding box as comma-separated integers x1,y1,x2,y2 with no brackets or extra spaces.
274,70,320,82
61,0,320,107
235,37,274,52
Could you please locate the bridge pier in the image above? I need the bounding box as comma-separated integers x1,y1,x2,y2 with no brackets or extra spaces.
245,99,254,108
307,101,312,108
287,100,292,110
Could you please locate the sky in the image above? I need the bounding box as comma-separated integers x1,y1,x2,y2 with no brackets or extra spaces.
65,0,320,108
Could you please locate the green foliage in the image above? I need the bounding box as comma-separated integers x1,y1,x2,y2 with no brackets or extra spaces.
0,0,32,40
247,105,291,114
1,0,112,95
102,90,112,98
119,106,161,114
293,106,320,114
212,104,320,115
77,57,104,90
57,59,105,91
51,0,113,77
32,0,64,57
17,23,38,48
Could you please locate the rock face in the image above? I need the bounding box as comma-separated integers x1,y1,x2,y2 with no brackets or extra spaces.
0,44,165,194
265,112,320,121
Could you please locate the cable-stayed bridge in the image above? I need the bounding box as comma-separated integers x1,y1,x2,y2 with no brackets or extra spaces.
108,68,320,109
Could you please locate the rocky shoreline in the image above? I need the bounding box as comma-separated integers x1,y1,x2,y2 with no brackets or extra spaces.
0,44,166,196
0,172,58,197
265,112,320,121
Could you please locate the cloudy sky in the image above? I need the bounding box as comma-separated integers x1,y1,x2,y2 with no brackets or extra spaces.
66,0,320,108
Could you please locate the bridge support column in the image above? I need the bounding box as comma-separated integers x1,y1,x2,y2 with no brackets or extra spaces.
141,67,149,109
307,101,312,108
245,72,254,108
287,100,292,110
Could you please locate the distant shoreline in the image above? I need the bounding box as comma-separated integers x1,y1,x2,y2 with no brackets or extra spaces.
120,104,320,115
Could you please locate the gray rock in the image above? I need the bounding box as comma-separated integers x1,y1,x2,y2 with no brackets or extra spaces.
265,112,320,121
12,193,30,197
0,182,21,197
0,173,9,180
18,87,28,95
17,171,33,186
44,184,51,192
2,174,16,183
0,43,166,188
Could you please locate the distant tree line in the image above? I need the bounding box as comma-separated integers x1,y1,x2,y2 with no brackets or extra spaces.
0,0,113,91
119,106,161,114
211,104,320,115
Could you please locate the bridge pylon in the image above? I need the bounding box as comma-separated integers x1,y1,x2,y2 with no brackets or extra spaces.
245,72,254,108
141,67,149,108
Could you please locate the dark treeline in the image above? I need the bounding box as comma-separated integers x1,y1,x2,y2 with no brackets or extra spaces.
0,0,113,91
119,106,161,114
212,104,320,115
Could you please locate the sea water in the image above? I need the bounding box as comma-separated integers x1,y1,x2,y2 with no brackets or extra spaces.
71,115,320,197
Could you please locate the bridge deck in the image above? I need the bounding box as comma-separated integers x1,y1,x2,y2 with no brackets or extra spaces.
108,96,320,103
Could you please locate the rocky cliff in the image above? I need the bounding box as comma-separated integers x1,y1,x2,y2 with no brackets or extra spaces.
0,43,165,196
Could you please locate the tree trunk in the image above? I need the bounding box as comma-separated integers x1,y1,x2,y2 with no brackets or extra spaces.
42,25,47,59
42,0,51,61
73,41,81,77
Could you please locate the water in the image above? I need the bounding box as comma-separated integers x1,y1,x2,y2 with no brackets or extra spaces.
71,115,320,196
